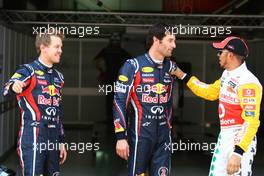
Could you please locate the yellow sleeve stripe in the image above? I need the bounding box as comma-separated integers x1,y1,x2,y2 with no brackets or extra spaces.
187,76,220,101
237,83,262,152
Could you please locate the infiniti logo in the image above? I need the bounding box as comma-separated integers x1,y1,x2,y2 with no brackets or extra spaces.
46,107,57,116
151,106,164,114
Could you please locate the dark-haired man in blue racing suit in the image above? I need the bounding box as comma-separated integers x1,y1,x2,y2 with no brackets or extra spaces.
113,23,177,176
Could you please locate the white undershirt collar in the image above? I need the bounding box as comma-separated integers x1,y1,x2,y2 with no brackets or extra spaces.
38,58,53,68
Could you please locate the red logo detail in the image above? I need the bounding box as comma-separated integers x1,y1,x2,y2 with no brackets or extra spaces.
219,101,244,127
38,95,60,106
242,89,255,97
243,105,256,110
142,94,158,103
226,86,235,93
53,97,60,106
42,87,50,94
38,95,52,105
53,88,60,96
142,78,155,83
142,94,168,103
114,121,121,128
37,80,47,85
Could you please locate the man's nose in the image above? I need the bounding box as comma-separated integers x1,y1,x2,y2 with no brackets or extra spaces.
58,47,62,53
172,42,176,49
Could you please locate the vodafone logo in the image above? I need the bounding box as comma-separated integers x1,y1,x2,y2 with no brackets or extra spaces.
220,118,235,126
218,103,225,119
242,89,255,97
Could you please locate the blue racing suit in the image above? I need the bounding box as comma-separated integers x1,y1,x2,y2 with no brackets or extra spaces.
3,59,64,176
113,53,176,176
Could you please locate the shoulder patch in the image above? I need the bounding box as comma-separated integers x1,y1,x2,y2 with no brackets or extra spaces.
35,70,44,76
11,73,22,79
118,75,128,82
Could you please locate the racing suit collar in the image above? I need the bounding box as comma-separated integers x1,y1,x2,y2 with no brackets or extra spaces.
145,53,164,63
226,62,247,76
36,58,53,73
145,53,165,68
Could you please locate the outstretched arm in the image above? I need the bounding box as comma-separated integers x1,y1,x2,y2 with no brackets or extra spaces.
171,67,220,101
3,65,34,96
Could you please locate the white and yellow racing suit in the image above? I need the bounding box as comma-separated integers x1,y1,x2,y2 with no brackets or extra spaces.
183,62,262,176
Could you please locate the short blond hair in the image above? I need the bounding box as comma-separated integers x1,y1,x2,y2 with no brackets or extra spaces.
35,28,64,53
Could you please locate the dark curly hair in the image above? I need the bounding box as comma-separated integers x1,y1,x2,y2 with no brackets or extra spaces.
145,22,172,50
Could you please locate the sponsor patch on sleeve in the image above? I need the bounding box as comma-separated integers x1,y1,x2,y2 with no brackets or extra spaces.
114,119,125,133
245,111,255,117
242,98,256,104
118,75,128,82
11,73,22,79
243,105,256,110
242,89,255,97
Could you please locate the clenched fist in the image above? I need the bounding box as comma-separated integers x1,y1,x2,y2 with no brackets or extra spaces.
11,80,26,94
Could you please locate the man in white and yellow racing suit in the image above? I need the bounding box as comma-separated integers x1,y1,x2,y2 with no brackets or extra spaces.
172,36,262,176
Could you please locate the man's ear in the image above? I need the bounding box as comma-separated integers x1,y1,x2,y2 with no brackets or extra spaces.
228,52,234,59
40,44,47,53
153,36,159,44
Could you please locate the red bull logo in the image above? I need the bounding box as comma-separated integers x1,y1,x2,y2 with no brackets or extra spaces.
142,93,168,103
42,85,60,96
38,95,60,106
149,83,167,94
